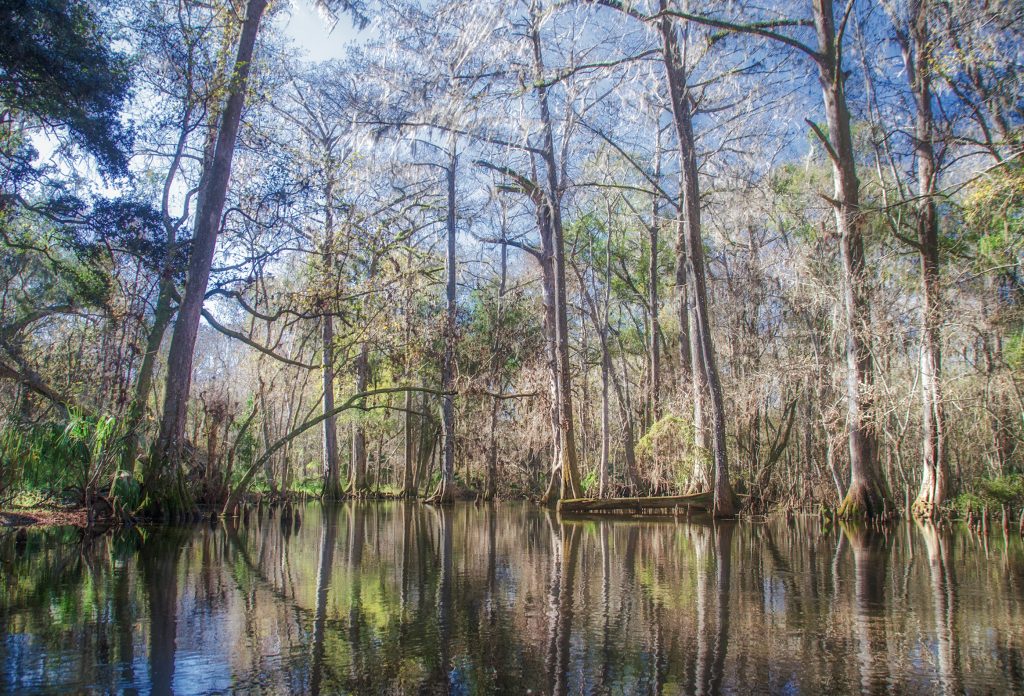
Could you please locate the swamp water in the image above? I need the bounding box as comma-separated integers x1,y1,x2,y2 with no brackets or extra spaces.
2,502,1024,694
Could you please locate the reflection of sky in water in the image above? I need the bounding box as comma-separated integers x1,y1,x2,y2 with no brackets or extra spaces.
173,650,233,694
164,583,235,693
763,576,787,615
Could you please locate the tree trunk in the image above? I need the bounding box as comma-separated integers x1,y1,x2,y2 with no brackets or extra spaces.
538,222,562,504
348,340,369,496
147,0,269,514
414,390,433,493
609,329,643,492
430,147,458,504
401,252,416,498
530,12,582,500
902,0,948,518
599,227,613,497
402,389,416,497
485,240,509,500
649,148,662,427
321,179,342,500
257,378,279,499
809,0,888,518
659,8,735,516
676,214,709,494
122,274,175,474
688,290,713,494
123,93,216,476
599,335,611,498
675,215,693,385
548,134,582,501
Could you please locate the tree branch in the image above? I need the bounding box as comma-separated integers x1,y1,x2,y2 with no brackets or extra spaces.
222,386,449,513
805,118,840,166
649,8,820,62
200,308,317,370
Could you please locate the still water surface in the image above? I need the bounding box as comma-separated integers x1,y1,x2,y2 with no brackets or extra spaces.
2,502,1024,694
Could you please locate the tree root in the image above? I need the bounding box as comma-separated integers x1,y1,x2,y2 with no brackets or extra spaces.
837,480,890,520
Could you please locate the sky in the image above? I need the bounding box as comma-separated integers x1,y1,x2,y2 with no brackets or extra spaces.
279,2,366,62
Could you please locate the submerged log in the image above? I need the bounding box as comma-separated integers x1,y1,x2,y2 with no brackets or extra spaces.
557,492,713,514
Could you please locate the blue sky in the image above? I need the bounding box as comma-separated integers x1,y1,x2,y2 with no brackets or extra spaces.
280,2,365,62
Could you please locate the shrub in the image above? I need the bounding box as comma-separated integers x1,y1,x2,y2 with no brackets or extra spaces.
0,411,130,505
581,468,598,496
636,416,697,491
955,474,1024,513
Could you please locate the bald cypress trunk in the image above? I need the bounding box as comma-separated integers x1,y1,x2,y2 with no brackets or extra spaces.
401,252,417,498
900,0,948,518
321,180,342,501
648,149,662,427
429,148,458,504
659,7,734,516
530,9,581,500
349,339,369,496
538,216,562,504
808,0,889,518
485,240,508,501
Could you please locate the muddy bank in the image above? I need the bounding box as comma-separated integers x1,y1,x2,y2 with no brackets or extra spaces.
1,507,89,528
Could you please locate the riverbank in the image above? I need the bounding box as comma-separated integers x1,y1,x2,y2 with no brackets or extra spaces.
1,506,89,528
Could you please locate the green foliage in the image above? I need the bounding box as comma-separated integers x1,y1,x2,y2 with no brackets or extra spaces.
581,467,598,496
0,0,161,392
0,0,132,174
459,277,544,377
0,410,132,502
1,224,109,316
111,470,142,510
290,476,324,496
960,162,1024,290
636,416,696,489
767,162,832,238
59,409,120,467
963,163,1024,239
955,474,1024,513
1006,331,1024,371
1,422,80,497
228,402,260,471
0,428,22,501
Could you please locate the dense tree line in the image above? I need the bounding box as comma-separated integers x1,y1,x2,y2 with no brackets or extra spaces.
1,0,1021,519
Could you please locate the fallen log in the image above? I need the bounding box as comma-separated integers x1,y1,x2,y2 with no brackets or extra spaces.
557,492,713,514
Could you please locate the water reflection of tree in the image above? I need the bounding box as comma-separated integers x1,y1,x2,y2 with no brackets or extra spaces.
840,523,889,694
347,502,366,687
692,522,733,696
550,521,581,696
0,530,130,691
435,504,452,691
598,521,612,691
543,510,562,690
710,523,733,695
113,544,138,694
916,521,962,695
310,504,339,695
139,527,189,696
